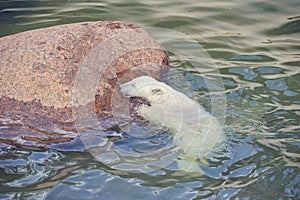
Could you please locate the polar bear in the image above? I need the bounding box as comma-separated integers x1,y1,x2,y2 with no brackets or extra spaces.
120,76,223,173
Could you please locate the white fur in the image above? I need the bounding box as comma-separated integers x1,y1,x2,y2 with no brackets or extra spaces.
120,76,223,173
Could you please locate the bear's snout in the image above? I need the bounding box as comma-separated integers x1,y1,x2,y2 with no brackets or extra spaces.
119,81,135,98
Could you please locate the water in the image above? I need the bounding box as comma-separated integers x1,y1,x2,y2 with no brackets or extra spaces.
0,0,299,199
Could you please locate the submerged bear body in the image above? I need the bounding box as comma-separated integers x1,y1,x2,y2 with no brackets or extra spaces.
120,76,223,173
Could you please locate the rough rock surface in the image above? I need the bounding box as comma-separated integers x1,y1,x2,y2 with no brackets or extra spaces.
0,21,169,147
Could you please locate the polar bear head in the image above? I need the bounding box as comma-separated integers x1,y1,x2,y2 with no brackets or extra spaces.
120,76,180,105
120,76,190,129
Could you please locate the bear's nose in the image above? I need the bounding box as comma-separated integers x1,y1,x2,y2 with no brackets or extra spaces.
119,85,130,98
122,92,131,98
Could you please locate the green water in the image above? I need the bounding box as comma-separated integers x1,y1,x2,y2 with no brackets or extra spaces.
0,0,299,199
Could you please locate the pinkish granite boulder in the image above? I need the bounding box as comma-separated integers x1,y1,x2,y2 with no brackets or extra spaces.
0,21,169,147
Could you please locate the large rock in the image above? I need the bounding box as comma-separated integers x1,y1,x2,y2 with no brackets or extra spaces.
0,21,169,147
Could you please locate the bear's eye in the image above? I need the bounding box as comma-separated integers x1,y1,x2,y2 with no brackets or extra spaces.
152,88,162,94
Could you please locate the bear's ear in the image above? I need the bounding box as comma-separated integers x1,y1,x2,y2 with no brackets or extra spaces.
152,88,163,95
